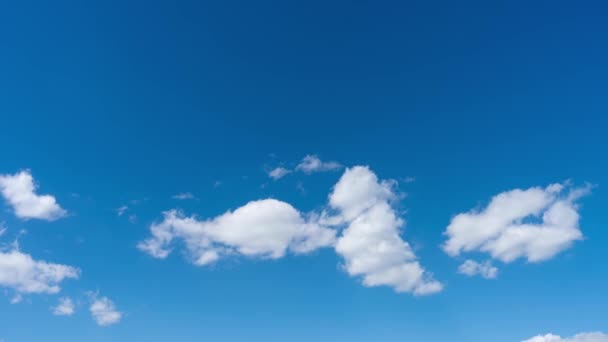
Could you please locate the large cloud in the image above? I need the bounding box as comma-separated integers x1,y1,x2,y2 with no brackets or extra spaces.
138,199,336,265
522,332,608,342
140,166,442,295
443,183,590,276
0,171,66,221
328,166,442,295
0,249,79,294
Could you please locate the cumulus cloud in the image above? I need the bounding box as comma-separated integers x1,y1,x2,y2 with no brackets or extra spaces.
53,297,75,316
268,167,292,180
328,166,442,295
522,332,608,342
296,155,342,174
443,183,590,264
141,166,442,296
458,259,498,279
0,171,67,221
138,199,336,265
0,249,79,294
90,295,122,326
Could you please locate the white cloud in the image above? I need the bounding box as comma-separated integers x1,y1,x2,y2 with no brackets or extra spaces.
90,295,122,326
443,183,590,264
10,293,22,304
296,155,342,174
328,166,442,295
0,249,79,294
458,259,498,279
138,199,336,265
53,297,75,316
268,167,292,180
522,332,608,342
116,206,128,216
172,192,194,200
140,166,442,296
0,171,67,221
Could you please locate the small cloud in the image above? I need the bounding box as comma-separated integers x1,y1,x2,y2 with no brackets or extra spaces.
10,294,23,304
116,206,128,216
296,155,342,174
458,260,498,279
52,297,75,316
213,181,222,188
128,214,137,224
402,176,416,183
89,293,122,326
522,332,608,342
0,170,67,221
172,192,195,200
268,167,291,180
0,249,79,295
296,182,306,195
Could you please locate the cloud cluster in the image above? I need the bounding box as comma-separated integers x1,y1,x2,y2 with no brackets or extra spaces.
142,166,441,295
328,166,442,295
443,183,590,273
522,332,608,342
90,295,122,326
0,171,67,221
138,199,336,265
0,249,79,294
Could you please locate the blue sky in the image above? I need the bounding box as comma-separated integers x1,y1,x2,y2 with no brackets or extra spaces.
1,1,607,341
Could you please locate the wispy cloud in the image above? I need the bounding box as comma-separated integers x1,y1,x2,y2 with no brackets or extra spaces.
296,155,342,174
172,192,195,200
116,206,128,216
267,167,291,180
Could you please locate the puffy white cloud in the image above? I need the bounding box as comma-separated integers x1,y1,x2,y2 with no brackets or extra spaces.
53,297,75,316
90,296,122,326
458,259,498,279
329,166,442,295
522,332,608,342
138,199,336,265
0,249,79,294
443,183,590,264
296,155,342,174
268,167,292,180
0,171,67,221
141,166,442,296
172,192,194,200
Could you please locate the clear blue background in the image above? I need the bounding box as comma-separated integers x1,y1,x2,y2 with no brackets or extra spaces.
0,0,606,341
